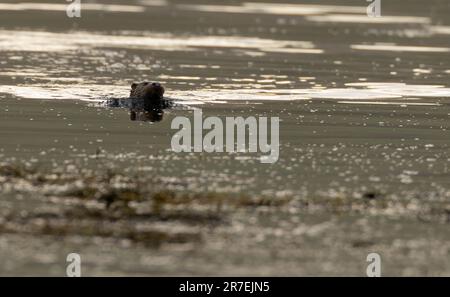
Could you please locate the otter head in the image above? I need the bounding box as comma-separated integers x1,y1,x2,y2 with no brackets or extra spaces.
130,81,165,102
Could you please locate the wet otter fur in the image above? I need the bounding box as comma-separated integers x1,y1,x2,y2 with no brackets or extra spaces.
104,81,170,122
129,82,166,122
130,81,165,106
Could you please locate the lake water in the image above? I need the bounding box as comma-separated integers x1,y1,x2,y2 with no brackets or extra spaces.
0,0,449,276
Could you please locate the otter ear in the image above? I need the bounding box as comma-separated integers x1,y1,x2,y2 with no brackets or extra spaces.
131,83,138,90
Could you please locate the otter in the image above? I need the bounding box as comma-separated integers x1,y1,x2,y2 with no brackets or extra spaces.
130,81,165,109
129,81,167,122
105,81,170,122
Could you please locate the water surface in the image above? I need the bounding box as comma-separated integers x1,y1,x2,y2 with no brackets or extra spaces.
0,0,450,276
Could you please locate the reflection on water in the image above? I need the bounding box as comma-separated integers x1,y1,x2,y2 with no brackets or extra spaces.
0,30,322,54
1,83,449,105
0,2,161,12
351,43,450,53
337,101,441,106
0,84,130,100
177,3,365,15
306,14,430,24
431,26,450,35
130,107,164,122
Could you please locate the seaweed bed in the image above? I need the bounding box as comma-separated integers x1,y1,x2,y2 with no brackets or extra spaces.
2,162,450,276
0,163,294,247
1,162,450,250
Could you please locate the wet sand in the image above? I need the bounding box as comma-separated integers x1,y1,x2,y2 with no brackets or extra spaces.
0,0,450,276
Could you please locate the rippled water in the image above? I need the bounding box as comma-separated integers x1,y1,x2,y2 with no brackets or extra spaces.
0,0,450,276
